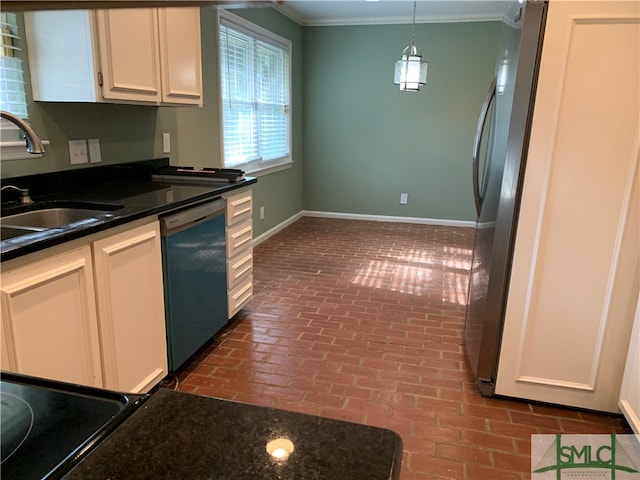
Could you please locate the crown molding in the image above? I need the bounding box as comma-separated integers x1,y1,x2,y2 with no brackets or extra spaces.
272,5,503,26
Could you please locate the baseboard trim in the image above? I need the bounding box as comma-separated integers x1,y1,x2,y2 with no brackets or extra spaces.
302,210,476,228
253,211,305,246
253,210,475,246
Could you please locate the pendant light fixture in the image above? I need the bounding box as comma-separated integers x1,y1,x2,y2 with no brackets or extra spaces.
393,1,428,92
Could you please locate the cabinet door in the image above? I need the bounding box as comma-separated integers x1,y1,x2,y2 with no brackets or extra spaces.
158,7,203,105
0,246,103,387
24,10,100,102
93,222,168,393
496,1,640,412
95,8,162,103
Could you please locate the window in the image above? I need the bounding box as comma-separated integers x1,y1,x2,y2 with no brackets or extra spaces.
1,12,36,160
0,13,27,118
218,10,291,174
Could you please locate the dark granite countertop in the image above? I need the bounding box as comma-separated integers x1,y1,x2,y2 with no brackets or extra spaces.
0,159,256,262
63,389,403,480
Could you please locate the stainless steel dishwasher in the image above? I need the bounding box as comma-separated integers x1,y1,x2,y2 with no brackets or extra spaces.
160,198,227,372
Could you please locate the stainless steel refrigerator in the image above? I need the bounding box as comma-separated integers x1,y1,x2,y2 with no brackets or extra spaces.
464,0,548,396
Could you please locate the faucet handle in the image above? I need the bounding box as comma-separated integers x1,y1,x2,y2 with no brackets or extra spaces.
19,188,33,205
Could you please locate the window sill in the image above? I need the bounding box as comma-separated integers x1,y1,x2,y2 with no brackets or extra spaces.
245,160,293,177
0,140,50,160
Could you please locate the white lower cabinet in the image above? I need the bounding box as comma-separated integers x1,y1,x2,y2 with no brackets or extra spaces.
93,222,168,393
224,188,254,318
0,246,104,387
0,220,167,393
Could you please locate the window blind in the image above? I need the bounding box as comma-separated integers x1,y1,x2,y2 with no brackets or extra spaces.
219,13,291,171
0,12,28,119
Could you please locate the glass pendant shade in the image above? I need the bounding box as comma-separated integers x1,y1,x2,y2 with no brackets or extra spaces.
394,44,428,91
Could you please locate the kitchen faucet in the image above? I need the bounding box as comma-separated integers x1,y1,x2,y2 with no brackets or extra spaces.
0,110,45,154
1,185,33,204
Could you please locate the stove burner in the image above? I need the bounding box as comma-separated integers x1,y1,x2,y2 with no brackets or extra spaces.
0,392,34,463
1,373,147,480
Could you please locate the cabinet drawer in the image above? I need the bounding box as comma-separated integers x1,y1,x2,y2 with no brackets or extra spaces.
226,190,252,226
227,250,253,289
228,275,253,318
226,219,252,256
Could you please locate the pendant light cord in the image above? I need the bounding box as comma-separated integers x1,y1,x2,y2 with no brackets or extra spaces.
410,0,417,46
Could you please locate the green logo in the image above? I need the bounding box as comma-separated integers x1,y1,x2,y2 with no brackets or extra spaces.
532,434,640,479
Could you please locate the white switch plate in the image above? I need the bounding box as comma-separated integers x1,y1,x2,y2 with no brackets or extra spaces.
162,133,171,154
259,206,265,220
400,193,408,205
69,140,88,165
88,138,102,163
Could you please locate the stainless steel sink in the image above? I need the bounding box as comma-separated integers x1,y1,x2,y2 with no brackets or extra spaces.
1,225,40,241
2,208,114,229
1,202,123,241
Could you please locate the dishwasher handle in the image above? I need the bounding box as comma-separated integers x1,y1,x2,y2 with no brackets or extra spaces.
160,198,225,236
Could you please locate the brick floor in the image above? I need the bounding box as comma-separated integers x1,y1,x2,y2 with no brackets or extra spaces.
176,217,631,480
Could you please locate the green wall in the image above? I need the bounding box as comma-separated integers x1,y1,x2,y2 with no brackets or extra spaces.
1,7,305,238
155,6,305,238
1,7,499,232
303,21,500,222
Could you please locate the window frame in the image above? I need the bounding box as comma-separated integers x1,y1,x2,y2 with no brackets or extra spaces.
0,12,43,161
216,9,292,176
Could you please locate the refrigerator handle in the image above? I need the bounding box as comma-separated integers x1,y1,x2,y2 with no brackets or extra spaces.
472,77,497,216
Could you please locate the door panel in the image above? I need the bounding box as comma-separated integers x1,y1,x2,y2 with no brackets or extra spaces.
0,247,103,387
96,8,162,102
496,1,640,412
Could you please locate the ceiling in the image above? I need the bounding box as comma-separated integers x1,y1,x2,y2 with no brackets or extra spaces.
271,1,514,26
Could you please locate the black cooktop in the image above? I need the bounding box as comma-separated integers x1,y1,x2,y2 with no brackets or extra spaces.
0,372,147,480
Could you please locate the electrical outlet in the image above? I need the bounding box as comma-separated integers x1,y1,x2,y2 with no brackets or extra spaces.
69,140,88,165
259,206,265,220
162,133,171,154
88,138,102,163
400,193,408,205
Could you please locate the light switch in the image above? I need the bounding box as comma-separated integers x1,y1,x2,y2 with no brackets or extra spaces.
162,133,171,154
88,138,102,163
69,140,88,165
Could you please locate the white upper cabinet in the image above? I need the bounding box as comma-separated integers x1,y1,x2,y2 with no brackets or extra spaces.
95,8,163,103
158,7,203,105
24,7,202,106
